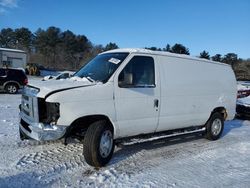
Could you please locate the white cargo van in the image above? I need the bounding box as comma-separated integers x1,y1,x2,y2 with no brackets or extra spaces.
19,49,237,167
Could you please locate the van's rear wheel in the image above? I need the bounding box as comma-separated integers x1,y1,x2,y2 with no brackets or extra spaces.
83,120,114,167
205,112,224,140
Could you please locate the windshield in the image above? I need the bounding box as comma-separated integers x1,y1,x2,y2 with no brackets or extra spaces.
74,52,129,83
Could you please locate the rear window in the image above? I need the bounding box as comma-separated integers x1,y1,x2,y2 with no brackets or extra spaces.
6,69,26,78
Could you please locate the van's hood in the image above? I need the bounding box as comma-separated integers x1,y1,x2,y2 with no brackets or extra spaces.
26,78,96,98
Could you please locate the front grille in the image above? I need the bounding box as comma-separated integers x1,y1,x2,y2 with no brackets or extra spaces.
21,94,34,118
20,86,39,123
22,109,30,116
20,119,31,133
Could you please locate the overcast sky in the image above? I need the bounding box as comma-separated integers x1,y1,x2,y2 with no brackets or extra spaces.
0,0,250,58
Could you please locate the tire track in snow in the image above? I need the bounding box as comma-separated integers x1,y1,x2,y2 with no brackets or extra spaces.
0,139,63,153
80,136,203,186
16,143,88,175
11,122,250,187
82,134,244,187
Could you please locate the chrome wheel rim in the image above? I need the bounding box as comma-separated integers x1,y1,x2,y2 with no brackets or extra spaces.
99,130,113,158
211,118,222,136
8,85,17,93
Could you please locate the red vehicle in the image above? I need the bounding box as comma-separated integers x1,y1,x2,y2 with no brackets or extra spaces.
237,90,250,98
237,82,250,98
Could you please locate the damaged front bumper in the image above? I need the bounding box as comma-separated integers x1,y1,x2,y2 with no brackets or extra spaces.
19,111,67,141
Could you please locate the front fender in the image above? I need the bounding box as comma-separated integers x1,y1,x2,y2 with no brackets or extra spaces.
44,82,119,138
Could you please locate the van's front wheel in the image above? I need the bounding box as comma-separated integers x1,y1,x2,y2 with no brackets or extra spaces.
205,112,224,140
83,120,114,167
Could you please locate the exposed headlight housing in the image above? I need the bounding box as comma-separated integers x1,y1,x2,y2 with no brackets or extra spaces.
38,98,60,124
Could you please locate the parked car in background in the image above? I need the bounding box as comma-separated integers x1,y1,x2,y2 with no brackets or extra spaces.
42,71,75,81
236,81,250,119
237,81,250,98
0,68,28,94
236,96,250,119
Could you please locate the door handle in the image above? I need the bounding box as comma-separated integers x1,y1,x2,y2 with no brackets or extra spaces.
154,99,159,108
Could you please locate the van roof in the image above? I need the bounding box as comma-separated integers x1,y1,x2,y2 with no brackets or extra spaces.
101,48,230,67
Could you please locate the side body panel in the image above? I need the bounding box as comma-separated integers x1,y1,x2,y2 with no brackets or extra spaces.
157,56,236,132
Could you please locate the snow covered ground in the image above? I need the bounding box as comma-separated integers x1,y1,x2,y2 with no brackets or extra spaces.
0,93,250,187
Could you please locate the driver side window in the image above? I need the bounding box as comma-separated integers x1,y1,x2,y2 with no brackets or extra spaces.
118,56,155,88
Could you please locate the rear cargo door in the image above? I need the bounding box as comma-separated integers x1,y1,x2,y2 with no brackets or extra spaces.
114,55,160,137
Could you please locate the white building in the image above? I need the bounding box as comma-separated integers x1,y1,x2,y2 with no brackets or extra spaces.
0,48,27,69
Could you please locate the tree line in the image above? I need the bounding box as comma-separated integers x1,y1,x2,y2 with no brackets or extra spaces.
0,27,118,70
145,44,241,69
0,26,249,80
145,44,250,80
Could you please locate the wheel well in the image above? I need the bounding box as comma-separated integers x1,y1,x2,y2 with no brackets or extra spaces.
67,115,114,138
211,107,227,120
4,82,19,89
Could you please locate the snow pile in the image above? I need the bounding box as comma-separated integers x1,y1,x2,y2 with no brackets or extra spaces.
237,96,250,106
70,76,90,82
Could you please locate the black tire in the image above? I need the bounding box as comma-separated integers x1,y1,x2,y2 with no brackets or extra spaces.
5,83,19,94
205,112,224,140
83,120,114,167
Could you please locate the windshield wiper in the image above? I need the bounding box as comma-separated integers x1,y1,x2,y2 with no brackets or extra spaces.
86,76,95,83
